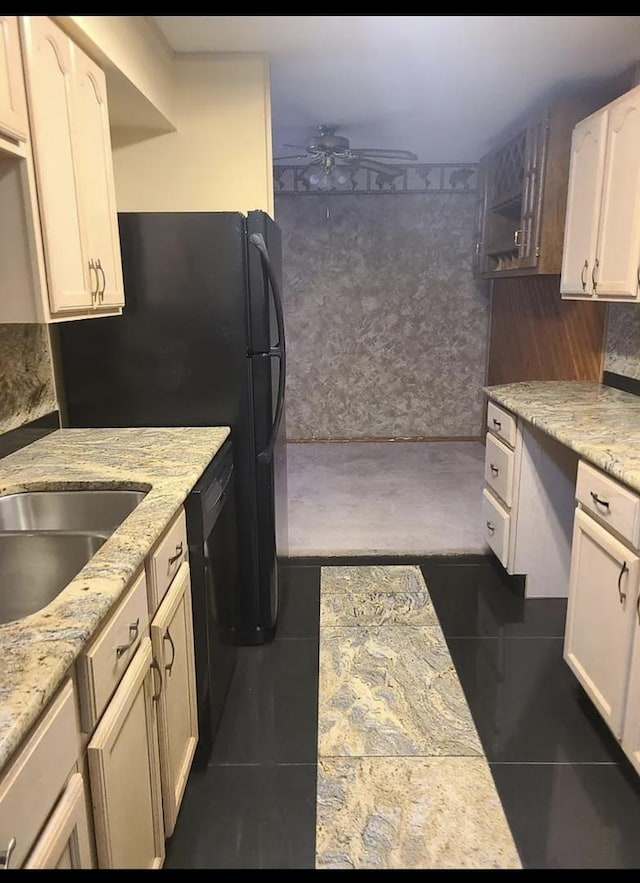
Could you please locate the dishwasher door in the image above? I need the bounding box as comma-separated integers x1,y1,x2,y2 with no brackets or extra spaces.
186,440,239,768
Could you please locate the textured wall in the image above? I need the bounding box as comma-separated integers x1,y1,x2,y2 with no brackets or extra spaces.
604,304,640,380
0,325,58,434
275,193,490,440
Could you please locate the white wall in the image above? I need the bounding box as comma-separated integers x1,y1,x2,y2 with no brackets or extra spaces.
112,53,274,217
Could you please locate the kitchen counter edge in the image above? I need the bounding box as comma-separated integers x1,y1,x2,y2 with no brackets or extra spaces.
484,380,640,494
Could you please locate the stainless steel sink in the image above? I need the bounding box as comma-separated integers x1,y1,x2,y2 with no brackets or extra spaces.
0,532,106,625
0,489,147,535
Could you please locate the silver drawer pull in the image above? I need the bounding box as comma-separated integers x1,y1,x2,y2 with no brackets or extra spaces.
0,837,16,869
486,521,495,534
151,659,163,702
618,561,628,604
164,627,176,677
636,592,640,626
490,464,499,475
590,491,610,511
116,618,140,658
168,542,184,567
492,418,502,429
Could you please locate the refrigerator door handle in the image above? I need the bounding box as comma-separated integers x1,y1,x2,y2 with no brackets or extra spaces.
249,233,287,466
256,350,284,465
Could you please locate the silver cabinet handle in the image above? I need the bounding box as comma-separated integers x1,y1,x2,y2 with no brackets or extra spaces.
590,491,610,511
164,627,176,677
492,418,502,430
580,260,588,292
116,618,140,658
88,259,98,302
514,229,521,247
636,592,640,626
490,463,499,475
592,257,599,292
168,543,184,567
0,837,16,869
95,258,106,303
151,659,163,702
618,561,628,604
486,521,495,534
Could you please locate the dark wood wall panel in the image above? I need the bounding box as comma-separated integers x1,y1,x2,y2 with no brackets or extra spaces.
487,275,606,385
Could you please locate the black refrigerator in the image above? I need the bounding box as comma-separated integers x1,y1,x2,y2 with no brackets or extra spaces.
55,210,288,647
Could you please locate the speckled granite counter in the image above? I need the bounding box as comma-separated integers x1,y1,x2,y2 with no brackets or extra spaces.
485,381,640,493
316,565,521,870
0,426,229,774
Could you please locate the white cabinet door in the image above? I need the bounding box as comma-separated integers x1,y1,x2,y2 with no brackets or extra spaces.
0,16,28,142
19,15,92,314
564,507,639,738
73,45,124,309
560,109,608,297
150,562,198,837
87,637,165,869
23,774,93,869
595,88,640,299
622,619,640,775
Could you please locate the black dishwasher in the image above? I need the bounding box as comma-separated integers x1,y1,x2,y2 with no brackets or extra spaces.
184,437,238,769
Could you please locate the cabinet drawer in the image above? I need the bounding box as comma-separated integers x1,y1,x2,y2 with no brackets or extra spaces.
76,569,149,732
576,461,640,548
146,508,188,615
484,432,515,507
0,679,78,868
482,488,510,569
487,401,517,449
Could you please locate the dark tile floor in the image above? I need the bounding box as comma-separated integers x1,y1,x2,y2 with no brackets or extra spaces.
421,556,640,870
165,555,640,870
164,563,320,870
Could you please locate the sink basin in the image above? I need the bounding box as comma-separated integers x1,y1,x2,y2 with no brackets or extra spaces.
0,531,106,625
0,489,147,535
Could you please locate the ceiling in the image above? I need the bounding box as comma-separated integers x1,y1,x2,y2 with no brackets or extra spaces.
152,15,640,164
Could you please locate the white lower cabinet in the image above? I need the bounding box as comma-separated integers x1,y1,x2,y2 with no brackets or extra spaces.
564,461,640,776
150,562,198,837
0,678,93,869
563,507,639,737
23,773,93,869
87,637,165,869
82,506,198,866
622,628,640,775
482,399,578,598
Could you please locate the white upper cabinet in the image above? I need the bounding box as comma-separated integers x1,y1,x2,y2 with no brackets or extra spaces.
73,46,124,310
0,16,28,144
559,111,607,297
561,84,640,302
20,16,91,314
19,15,124,318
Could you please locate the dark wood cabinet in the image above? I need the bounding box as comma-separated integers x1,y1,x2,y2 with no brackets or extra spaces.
473,85,618,280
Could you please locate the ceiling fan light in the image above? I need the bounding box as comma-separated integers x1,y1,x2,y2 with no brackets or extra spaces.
316,172,334,191
334,168,349,186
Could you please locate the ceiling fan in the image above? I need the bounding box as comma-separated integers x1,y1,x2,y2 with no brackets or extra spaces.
274,124,418,189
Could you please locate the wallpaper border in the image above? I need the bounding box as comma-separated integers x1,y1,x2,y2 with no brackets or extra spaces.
274,162,478,194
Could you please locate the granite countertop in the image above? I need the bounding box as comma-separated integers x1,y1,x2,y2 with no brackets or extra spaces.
484,380,640,493
0,426,230,774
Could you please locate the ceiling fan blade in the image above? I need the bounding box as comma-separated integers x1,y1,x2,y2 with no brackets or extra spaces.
283,144,310,151
274,154,313,161
350,148,418,161
350,157,406,176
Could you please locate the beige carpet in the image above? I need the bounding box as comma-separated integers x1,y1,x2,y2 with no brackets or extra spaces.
286,441,489,557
